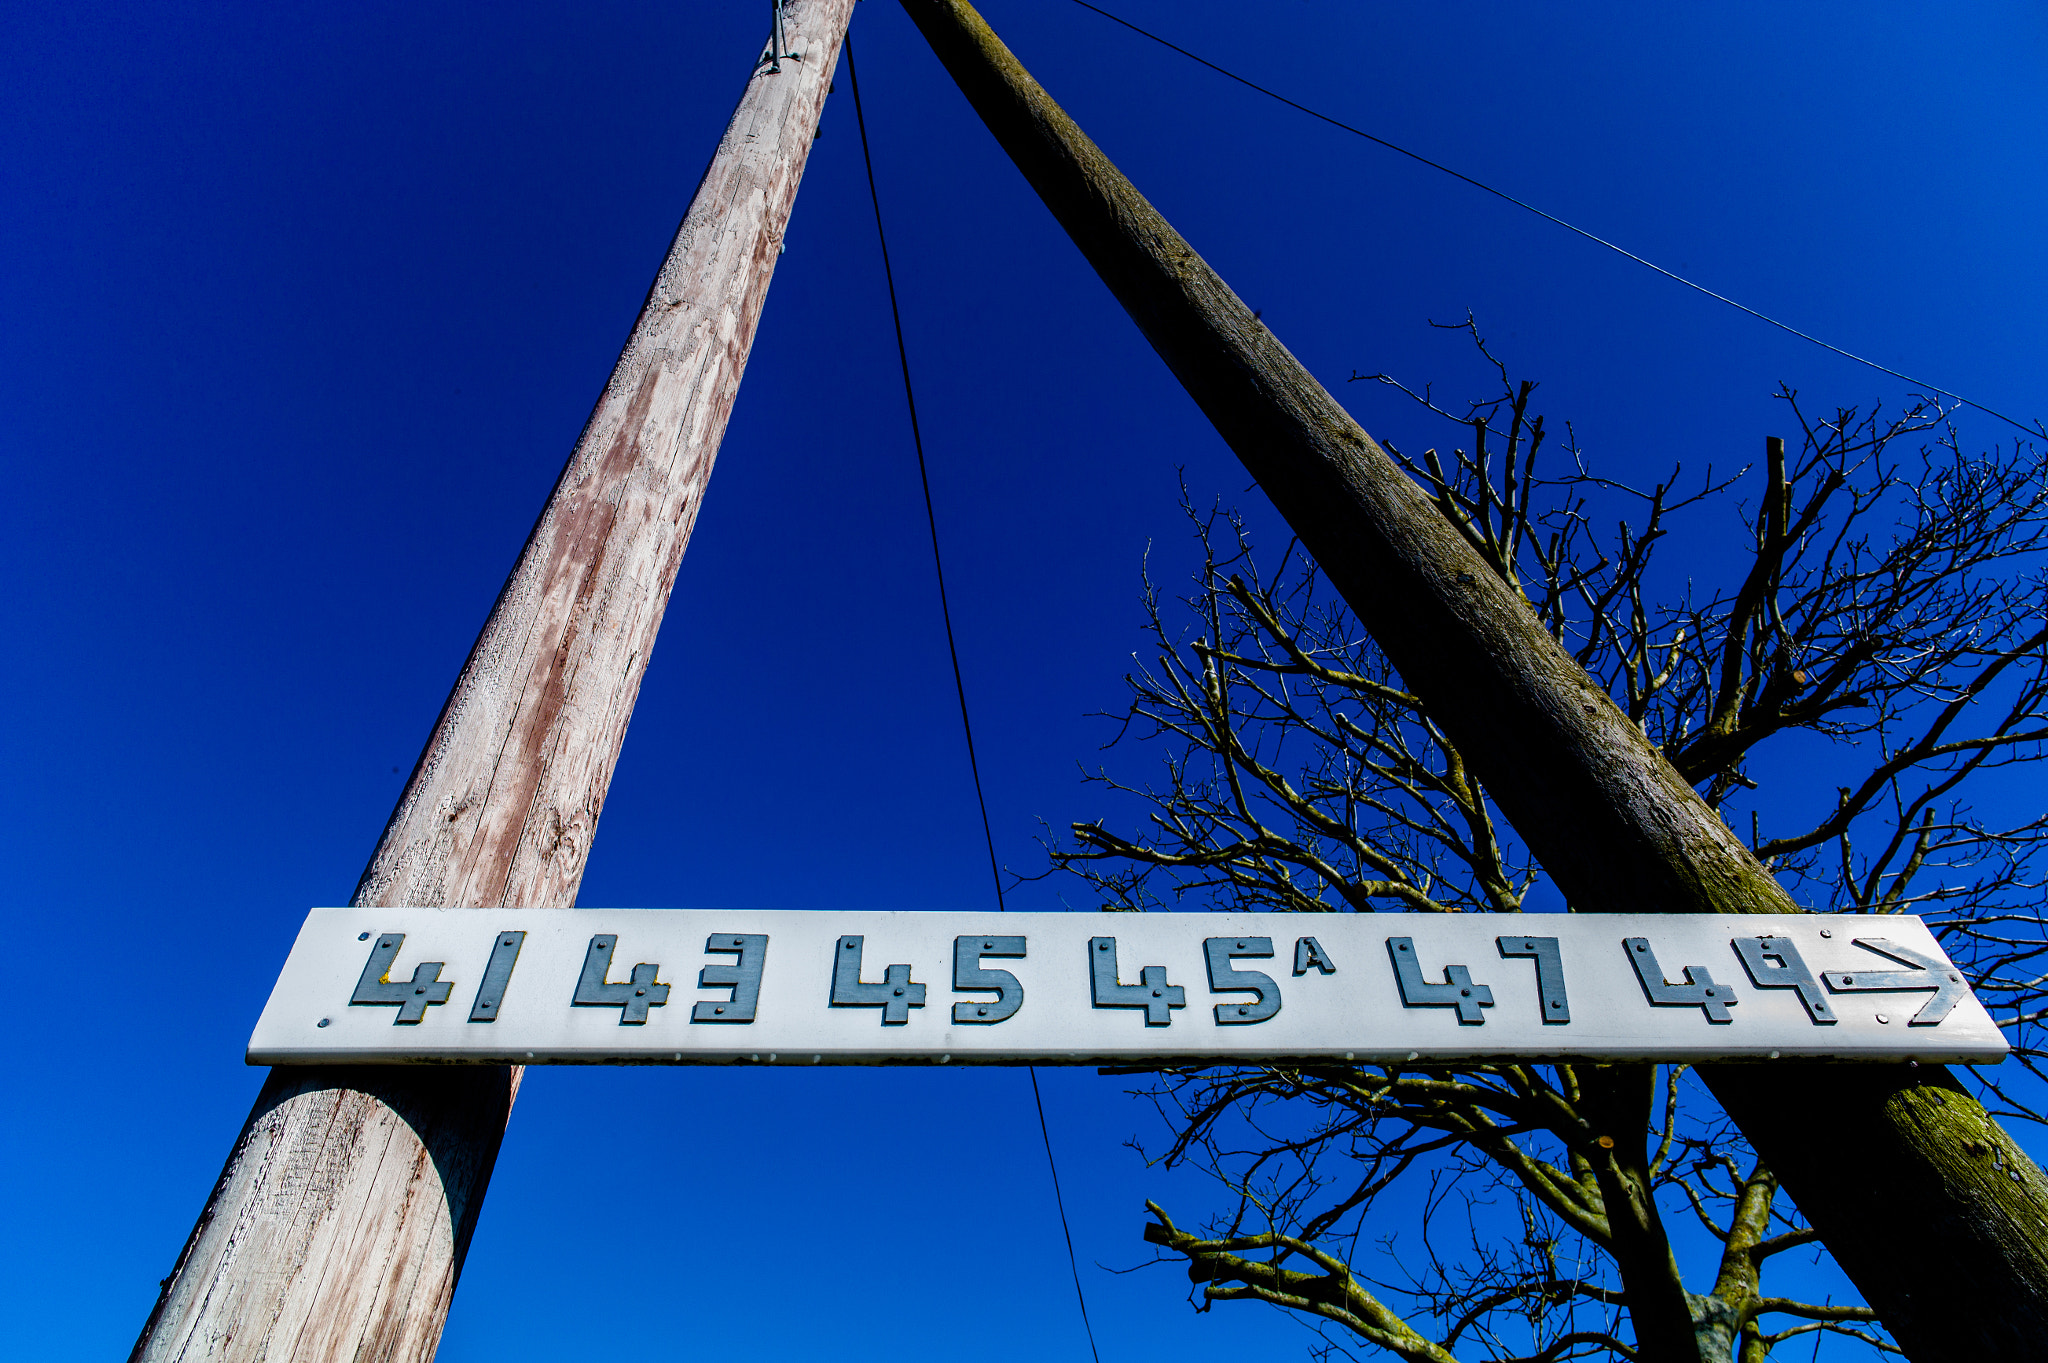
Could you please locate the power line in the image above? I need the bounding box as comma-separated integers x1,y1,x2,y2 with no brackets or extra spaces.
1029,1068,1099,1361
1065,0,2043,439
845,35,1104,1363
845,33,1005,911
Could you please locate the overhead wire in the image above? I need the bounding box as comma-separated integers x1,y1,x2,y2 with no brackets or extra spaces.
843,33,1105,1363
1064,0,2043,439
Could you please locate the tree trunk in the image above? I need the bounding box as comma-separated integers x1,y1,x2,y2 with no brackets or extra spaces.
131,4,854,1358
1577,1066,1702,1363
891,0,2048,1354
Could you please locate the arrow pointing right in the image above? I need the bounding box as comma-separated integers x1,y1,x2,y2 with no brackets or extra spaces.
1820,938,1970,1025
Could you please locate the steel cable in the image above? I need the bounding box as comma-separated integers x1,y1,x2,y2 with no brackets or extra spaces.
845,33,1105,1363
1066,0,2042,438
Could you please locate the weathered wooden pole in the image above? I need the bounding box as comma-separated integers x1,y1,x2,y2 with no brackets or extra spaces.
893,0,2048,1356
131,4,854,1358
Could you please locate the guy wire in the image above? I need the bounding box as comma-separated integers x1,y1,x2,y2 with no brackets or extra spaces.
845,33,1105,1363
1066,0,2041,439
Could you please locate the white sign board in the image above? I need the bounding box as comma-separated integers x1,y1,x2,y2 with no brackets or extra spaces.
247,908,2007,1067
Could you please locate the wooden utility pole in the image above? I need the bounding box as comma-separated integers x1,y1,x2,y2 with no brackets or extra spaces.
131,4,854,1358
893,0,2048,1356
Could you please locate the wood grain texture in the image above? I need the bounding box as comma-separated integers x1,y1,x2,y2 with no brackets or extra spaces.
132,5,855,1358
894,1,2048,1355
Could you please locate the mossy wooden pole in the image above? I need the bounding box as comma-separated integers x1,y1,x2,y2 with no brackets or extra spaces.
130,4,853,1359
894,0,2048,1355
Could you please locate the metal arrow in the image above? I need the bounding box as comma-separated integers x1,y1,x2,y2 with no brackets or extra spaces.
1820,939,1969,1025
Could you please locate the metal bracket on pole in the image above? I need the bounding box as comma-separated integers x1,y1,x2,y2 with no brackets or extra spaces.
765,0,803,73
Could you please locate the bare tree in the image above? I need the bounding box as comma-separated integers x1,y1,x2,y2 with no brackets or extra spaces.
1050,323,2048,1360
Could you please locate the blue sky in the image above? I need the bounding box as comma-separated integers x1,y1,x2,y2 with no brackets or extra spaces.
3,1,2045,1358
